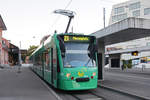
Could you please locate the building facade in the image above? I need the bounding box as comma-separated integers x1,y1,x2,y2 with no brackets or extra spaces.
9,43,19,66
105,0,150,69
1,38,9,66
0,15,7,66
109,0,150,25
107,0,150,51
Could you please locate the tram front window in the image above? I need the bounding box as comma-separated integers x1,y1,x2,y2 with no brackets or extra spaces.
63,42,96,68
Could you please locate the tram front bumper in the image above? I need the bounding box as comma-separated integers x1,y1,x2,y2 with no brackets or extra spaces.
59,79,97,90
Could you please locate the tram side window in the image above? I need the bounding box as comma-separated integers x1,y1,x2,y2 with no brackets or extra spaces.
44,51,50,70
35,54,42,68
38,55,42,66
33,56,36,66
35,55,38,66
43,52,46,68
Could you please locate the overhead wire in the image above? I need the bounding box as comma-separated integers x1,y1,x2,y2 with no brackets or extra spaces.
33,0,73,47
51,0,73,30
65,0,73,9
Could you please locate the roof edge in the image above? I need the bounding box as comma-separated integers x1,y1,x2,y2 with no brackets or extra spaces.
0,15,7,30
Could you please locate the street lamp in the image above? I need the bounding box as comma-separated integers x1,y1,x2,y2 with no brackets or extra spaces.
53,9,75,33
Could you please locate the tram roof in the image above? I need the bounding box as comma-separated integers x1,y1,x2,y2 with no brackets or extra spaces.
30,34,52,57
58,33,93,36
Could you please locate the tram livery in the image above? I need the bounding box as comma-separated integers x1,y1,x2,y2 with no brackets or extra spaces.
30,33,98,90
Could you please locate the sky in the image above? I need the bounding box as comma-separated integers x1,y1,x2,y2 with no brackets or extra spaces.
0,0,129,49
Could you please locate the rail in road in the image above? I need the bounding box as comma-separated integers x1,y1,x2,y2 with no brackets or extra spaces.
52,84,147,100
69,91,104,100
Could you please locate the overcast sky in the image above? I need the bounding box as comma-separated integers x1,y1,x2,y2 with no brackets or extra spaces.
0,0,128,49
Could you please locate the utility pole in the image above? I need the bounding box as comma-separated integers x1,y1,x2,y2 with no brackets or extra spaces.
18,41,22,73
19,41,22,66
20,41,21,49
71,26,73,33
103,8,106,28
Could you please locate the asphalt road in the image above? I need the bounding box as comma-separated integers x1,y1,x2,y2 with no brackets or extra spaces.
100,68,150,99
0,67,58,100
1,66,149,100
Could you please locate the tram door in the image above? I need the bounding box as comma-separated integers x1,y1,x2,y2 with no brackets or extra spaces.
51,44,57,87
51,48,54,84
42,53,44,77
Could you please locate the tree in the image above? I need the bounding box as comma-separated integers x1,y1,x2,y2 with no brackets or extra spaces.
27,45,38,56
122,60,132,69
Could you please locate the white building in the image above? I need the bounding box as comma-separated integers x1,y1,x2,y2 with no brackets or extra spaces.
107,0,150,49
109,0,150,25
105,0,150,69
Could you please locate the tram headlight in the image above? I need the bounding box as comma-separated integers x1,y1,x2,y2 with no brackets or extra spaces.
66,73,71,78
93,72,96,76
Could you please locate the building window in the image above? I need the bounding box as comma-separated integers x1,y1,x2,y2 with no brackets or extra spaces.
144,8,150,15
2,40,5,45
129,2,141,10
132,10,140,17
114,6,125,14
147,42,150,46
112,13,127,22
112,16,117,22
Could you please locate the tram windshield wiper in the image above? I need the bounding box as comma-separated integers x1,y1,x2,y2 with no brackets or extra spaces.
84,58,92,67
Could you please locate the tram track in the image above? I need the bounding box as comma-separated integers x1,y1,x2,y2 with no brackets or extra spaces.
70,91,105,100
68,85,149,100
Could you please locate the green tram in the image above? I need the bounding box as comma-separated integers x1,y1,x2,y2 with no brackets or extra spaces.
30,33,98,90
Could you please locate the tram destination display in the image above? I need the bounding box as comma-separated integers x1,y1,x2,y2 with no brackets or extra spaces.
63,35,90,42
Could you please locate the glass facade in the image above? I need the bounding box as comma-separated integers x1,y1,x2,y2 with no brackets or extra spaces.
132,10,140,17
144,8,150,15
112,13,127,22
114,6,125,14
129,2,141,10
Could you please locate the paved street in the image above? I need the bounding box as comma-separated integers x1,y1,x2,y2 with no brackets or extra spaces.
0,67,58,100
1,66,150,100
99,68,150,99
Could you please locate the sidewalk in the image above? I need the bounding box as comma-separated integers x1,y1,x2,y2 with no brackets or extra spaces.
100,68,150,99
0,67,58,100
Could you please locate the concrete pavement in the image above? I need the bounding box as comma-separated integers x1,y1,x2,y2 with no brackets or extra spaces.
0,67,58,100
99,68,150,99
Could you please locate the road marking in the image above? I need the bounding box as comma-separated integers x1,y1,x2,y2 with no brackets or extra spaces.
84,98,102,100
106,72,150,80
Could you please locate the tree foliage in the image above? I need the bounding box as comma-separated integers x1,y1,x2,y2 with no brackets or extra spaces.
122,60,132,69
27,45,38,56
